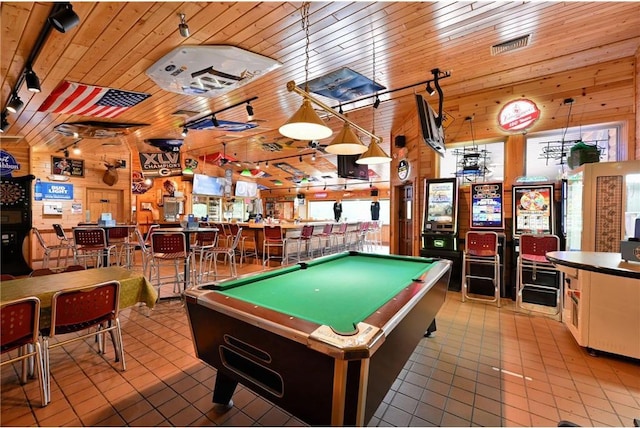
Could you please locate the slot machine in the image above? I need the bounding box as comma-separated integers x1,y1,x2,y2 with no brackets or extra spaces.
420,177,461,290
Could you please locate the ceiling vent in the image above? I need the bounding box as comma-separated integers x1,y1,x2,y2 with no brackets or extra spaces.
491,35,530,55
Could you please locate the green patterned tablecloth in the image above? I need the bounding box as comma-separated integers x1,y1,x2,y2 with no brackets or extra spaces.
1,266,157,328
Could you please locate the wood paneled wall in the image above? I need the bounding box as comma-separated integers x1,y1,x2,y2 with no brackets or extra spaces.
390,57,638,256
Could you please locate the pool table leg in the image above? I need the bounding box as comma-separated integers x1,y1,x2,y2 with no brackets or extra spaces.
212,371,237,411
424,319,437,337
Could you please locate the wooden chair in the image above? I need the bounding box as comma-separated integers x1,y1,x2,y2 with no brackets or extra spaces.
32,227,72,268
41,281,125,404
1,274,16,281
1,296,48,406
461,231,501,307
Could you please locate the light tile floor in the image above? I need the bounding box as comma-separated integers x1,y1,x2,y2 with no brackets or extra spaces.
2,253,639,427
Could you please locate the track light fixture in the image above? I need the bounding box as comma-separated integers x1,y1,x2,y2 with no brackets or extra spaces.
63,149,70,158
426,81,435,96
0,111,9,133
181,126,188,137
6,94,24,114
72,144,81,155
246,102,254,121
211,115,220,127
25,68,41,93
49,2,80,33
311,152,316,162
178,13,190,37
373,96,380,109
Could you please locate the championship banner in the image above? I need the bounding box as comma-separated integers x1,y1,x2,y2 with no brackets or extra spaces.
139,152,182,177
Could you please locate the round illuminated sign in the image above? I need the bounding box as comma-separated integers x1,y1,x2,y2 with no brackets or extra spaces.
498,99,540,132
397,158,410,181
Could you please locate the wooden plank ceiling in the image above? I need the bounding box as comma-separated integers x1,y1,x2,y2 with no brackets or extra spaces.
2,1,639,191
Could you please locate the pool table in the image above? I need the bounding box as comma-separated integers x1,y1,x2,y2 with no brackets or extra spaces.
185,251,451,426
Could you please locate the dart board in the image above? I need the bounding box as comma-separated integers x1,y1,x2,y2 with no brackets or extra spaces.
1,175,34,276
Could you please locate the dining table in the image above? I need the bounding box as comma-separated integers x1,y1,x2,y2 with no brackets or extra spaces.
0,266,158,328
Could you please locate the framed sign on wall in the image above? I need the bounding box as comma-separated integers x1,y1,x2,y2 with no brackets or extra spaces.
51,156,84,177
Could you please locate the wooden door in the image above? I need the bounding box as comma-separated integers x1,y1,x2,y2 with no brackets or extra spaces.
397,184,413,256
86,188,124,222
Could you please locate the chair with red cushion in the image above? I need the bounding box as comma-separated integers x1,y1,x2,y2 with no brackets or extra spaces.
516,234,562,318
149,231,194,299
462,231,501,307
263,225,288,266
41,281,125,404
73,227,115,268
1,296,47,406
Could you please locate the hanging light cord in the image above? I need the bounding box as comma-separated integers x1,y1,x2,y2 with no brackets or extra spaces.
302,2,311,92
561,100,573,143
371,25,376,133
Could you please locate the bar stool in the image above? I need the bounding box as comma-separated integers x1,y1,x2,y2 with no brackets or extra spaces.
331,222,349,252
461,231,501,307
107,226,133,267
202,227,242,280
32,227,73,268
263,225,288,266
516,234,562,318
293,224,316,261
190,229,218,283
315,223,334,255
73,228,115,269
52,224,75,264
149,231,194,300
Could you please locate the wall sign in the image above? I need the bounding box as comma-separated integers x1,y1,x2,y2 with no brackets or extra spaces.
0,150,20,177
397,158,410,181
51,156,84,177
139,152,182,177
498,98,540,132
41,182,74,200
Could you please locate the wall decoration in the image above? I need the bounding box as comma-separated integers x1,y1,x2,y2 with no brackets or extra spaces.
54,121,148,138
38,81,151,118
498,98,540,132
51,156,84,177
139,152,182,177
0,150,20,177
186,118,257,132
40,182,74,200
304,67,386,102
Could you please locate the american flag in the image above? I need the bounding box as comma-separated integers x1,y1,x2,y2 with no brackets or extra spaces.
37,81,151,118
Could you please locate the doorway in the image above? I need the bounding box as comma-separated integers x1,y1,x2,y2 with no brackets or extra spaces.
397,183,413,256
86,188,124,222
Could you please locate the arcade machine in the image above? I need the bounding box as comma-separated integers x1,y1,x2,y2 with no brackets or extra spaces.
1,175,35,276
420,177,461,290
511,181,560,306
465,182,508,297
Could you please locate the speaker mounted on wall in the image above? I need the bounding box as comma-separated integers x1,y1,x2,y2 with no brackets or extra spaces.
395,135,406,148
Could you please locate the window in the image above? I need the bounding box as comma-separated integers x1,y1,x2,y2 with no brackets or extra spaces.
525,123,619,179
308,199,390,224
439,140,505,185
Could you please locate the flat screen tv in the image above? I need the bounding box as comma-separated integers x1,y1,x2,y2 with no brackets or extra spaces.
415,93,445,157
192,173,225,196
470,182,505,229
423,178,458,234
337,154,369,180
512,184,555,237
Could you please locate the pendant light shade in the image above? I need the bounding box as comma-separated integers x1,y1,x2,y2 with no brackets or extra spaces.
279,98,333,141
356,138,391,164
324,122,367,155
240,168,252,177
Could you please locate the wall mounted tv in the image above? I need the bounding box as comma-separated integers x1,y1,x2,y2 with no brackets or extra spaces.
337,154,369,180
470,182,505,229
415,93,445,157
422,177,459,234
192,173,225,196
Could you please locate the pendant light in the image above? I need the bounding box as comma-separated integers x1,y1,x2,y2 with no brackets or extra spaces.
324,122,367,155
356,28,391,164
279,3,332,141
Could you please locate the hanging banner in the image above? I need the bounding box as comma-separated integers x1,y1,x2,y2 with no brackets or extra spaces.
41,182,74,200
139,152,182,177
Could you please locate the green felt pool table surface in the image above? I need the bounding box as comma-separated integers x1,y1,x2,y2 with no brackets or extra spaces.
214,252,436,334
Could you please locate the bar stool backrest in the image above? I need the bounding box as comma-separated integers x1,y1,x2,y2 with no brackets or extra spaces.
144,225,160,245
520,234,559,257
30,268,57,277
264,225,283,242
322,223,333,235
151,232,187,256
1,296,40,354
53,224,70,242
107,226,130,241
32,227,49,250
465,231,498,257
196,230,218,246
301,225,314,239
74,228,107,248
